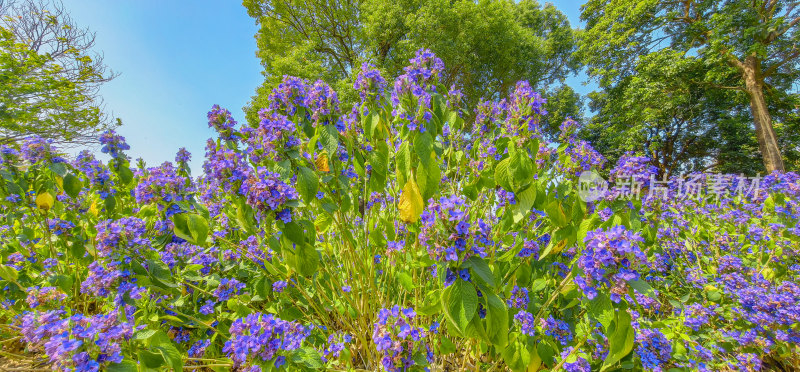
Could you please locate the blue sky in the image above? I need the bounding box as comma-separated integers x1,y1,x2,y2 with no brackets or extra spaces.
62,0,592,170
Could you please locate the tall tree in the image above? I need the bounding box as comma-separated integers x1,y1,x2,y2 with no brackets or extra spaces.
242,0,581,127
0,0,117,147
579,0,800,173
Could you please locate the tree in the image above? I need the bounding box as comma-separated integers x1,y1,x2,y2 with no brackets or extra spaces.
0,0,117,147
579,0,800,173
242,0,581,128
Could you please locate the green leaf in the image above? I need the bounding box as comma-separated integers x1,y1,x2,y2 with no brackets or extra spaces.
502,338,531,372
466,256,495,287
396,142,412,186
398,272,416,291
171,213,193,242
545,200,567,227
294,243,319,277
418,289,442,315
0,264,19,282
119,166,134,185
49,162,67,177
155,344,183,371
62,173,82,198
283,221,305,245
297,166,318,203
577,216,598,247
47,274,73,293
368,141,389,191
441,279,478,336
586,293,614,331
291,346,324,369
137,350,164,368
318,123,339,157
494,158,512,191
628,278,656,299
602,306,635,370
133,329,158,341
414,132,433,168
104,195,116,213
105,360,138,372
187,214,208,246
513,185,536,223
440,334,456,355
507,144,534,191
485,291,509,348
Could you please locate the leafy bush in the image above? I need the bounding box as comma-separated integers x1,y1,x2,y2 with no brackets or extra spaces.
0,49,799,371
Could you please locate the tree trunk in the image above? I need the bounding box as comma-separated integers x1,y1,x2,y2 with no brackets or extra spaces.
742,55,785,173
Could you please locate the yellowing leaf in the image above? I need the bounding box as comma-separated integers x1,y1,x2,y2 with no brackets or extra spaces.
551,239,567,254
315,152,330,172
398,179,424,223
36,192,54,210
89,200,99,216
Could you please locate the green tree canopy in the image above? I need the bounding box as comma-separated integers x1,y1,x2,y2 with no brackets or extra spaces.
242,0,582,132
579,0,800,173
0,0,117,148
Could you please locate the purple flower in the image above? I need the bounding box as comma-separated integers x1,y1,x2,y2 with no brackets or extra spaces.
514,310,535,336
354,63,386,103
635,329,672,371
207,104,238,140
507,286,529,309
214,278,245,301
175,147,191,164
223,313,310,368
576,226,646,301
99,130,131,159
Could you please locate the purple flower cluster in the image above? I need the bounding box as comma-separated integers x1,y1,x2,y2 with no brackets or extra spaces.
21,136,63,164
244,110,299,162
354,63,386,103
561,347,591,372
133,162,193,207
94,217,149,257
507,286,529,309
561,139,606,177
175,147,191,164
576,226,646,302
26,286,67,308
305,80,340,125
240,167,298,219
241,235,273,267
321,332,352,362
222,313,311,369
517,239,540,258
635,328,672,371
214,278,246,301
391,49,445,132
514,310,535,336
203,139,251,191
419,196,489,263
207,104,238,140
20,309,135,371
543,316,573,345
80,261,122,297
75,151,113,197
684,303,717,331
507,80,547,121
268,76,308,116
99,130,131,159
373,306,432,372
610,152,659,187
559,116,579,136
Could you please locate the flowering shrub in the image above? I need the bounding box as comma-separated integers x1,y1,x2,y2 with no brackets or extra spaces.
0,48,799,371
